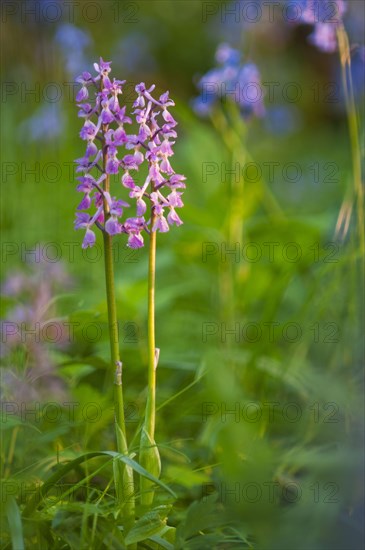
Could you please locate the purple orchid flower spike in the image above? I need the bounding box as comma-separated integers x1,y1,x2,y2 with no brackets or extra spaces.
74,60,186,248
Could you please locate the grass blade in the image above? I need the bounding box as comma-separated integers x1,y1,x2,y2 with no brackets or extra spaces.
23,451,176,517
6,496,25,550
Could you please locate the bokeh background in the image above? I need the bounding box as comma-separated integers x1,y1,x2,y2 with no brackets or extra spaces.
1,0,364,548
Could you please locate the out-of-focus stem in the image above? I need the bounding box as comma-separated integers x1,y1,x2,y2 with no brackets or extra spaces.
336,25,364,254
3,426,19,478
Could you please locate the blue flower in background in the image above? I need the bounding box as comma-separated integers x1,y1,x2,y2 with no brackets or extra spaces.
215,43,241,65
286,0,347,53
19,103,64,143
350,46,365,100
114,33,157,74
54,23,92,76
192,94,216,117
193,43,265,119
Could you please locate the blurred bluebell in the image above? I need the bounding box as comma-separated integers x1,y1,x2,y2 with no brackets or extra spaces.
350,45,365,100
191,94,216,117
285,0,347,53
193,43,265,119
18,103,65,143
54,23,92,76
114,32,157,74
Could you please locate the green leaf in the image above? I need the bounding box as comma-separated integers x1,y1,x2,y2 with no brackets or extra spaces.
139,429,161,480
6,496,24,550
165,464,210,488
139,428,162,506
23,451,176,517
124,505,171,545
148,525,176,549
0,416,42,432
147,537,175,550
175,494,222,546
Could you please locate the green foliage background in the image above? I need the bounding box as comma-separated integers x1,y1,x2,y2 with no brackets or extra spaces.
1,1,364,548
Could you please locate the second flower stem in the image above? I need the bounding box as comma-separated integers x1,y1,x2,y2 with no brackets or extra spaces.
139,215,161,507
146,226,157,437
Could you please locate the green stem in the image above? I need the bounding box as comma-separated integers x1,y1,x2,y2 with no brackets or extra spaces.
210,111,240,324
102,147,135,541
146,226,157,438
103,232,122,377
139,216,161,507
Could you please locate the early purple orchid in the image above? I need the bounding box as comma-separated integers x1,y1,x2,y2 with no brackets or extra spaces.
74,58,186,248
